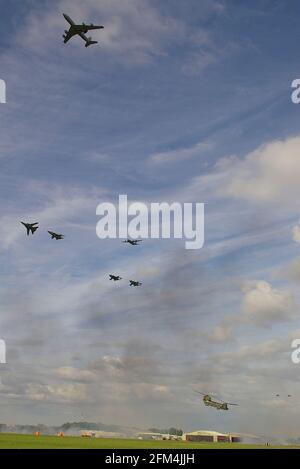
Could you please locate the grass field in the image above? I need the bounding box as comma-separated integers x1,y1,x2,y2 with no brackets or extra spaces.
0,434,297,449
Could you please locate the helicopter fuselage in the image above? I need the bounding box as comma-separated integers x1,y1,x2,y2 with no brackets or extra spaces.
203,395,228,410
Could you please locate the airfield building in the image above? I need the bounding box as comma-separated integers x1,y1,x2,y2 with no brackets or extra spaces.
182,430,241,443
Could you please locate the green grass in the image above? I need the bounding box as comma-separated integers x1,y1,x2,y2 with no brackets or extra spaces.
0,434,297,449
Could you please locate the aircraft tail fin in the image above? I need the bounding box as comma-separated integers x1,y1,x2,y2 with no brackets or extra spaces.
85,39,98,48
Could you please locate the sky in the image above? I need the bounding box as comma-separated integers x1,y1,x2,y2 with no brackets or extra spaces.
1,0,300,440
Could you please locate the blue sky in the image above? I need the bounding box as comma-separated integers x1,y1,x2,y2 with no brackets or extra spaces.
1,0,300,440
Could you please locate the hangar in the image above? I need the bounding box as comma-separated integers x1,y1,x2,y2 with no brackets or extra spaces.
182,430,241,443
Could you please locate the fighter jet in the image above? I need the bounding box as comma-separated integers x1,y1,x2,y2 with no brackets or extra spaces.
48,231,65,240
123,239,143,246
21,222,39,236
129,280,142,287
109,275,122,281
63,14,104,48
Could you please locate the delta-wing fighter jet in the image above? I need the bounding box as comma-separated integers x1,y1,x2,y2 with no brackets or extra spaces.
123,239,143,246
21,222,39,236
48,231,65,240
109,275,122,281
129,280,142,287
63,14,104,48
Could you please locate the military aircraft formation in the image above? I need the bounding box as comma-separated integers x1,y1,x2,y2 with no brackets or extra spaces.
21,222,64,240
109,240,143,285
21,13,271,416
23,13,252,415
109,276,142,287
21,221,143,285
25,15,243,414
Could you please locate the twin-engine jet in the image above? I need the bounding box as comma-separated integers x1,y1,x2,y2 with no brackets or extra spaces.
109,275,122,281
21,222,39,236
63,14,104,48
48,231,65,240
123,239,143,246
130,280,142,287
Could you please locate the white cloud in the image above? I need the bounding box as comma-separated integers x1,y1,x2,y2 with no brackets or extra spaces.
280,257,300,283
219,136,300,205
219,339,287,365
54,367,97,382
149,142,212,165
132,383,170,399
292,221,300,244
209,322,233,344
26,382,88,403
241,281,294,327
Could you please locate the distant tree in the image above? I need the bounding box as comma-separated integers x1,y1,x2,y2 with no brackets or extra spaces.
0,424,7,433
148,427,183,436
169,428,183,436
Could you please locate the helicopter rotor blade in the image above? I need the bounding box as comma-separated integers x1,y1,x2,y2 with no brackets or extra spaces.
194,391,208,396
227,403,239,406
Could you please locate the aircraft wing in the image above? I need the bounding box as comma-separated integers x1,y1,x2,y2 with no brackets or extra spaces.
63,14,75,26
64,31,73,43
78,31,90,43
78,32,98,47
